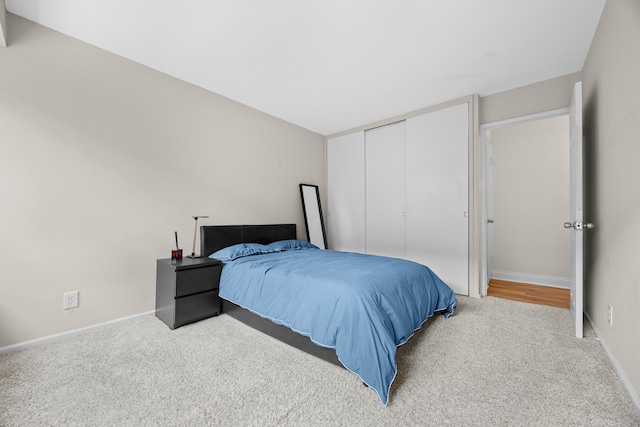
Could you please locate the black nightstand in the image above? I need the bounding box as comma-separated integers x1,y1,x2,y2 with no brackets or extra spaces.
155,257,222,329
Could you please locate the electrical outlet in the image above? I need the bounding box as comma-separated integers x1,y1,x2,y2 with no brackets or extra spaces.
607,305,613,326
63,291,79,310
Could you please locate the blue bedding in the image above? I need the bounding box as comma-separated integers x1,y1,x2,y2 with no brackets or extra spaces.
212,243,457,405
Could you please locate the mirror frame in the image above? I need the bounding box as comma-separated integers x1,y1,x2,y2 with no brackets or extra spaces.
299,183,328,249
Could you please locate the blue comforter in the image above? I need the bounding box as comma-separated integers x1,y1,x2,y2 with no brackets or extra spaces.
215,246,457,405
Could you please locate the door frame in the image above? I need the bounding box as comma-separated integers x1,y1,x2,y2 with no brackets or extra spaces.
479,107,569,296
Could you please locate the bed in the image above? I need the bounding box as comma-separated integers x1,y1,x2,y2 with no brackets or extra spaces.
200,224,457,405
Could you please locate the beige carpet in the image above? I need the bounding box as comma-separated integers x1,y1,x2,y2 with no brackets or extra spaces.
1,296,638,426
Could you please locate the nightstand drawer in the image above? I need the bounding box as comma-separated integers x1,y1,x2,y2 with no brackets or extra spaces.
175,264,222,297
174,290,221,328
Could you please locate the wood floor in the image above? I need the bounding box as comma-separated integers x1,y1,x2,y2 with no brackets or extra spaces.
487,279,570,309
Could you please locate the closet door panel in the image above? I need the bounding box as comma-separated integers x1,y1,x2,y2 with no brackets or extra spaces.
327,132,366,252
365,121,406,258
406,103,469,295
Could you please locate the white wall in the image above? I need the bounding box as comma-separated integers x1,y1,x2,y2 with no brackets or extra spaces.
582,0,640,407
490,115,570,285
0,14,325,348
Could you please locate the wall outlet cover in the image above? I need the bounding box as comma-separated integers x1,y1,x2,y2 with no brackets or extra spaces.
64,291,79,310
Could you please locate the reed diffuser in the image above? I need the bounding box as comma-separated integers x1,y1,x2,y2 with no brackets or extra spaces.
172,231,183,260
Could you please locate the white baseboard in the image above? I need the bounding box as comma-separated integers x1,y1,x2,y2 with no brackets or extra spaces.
492,270,570,289
585,312,640,416
0,310,155,355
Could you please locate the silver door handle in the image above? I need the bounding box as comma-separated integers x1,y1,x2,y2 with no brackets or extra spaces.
487,219,494,224
564,221,595,230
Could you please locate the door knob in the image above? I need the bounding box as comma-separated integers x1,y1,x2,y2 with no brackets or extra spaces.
564,221,595,230
487,219,494,224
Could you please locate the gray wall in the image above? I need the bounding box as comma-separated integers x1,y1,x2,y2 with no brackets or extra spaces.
480,72,581,125
480,74,580,290
0,0,6,47
582,0,640,405
481,0,640,405
0,14,325,347
3,2,639,408
490,115,570,284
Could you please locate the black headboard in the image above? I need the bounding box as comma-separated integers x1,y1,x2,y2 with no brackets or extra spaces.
200,224,297,257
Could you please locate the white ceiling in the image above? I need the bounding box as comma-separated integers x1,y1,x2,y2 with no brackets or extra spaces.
6,0,606,136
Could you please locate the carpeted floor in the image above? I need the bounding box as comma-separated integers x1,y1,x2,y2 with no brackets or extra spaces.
1,296,638,426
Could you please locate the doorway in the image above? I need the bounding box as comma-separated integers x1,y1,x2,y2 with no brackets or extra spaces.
480,109,571,297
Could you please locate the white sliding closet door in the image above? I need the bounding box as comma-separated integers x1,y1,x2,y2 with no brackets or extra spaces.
406,103,469,295
327,132,366,252
365,121,406,258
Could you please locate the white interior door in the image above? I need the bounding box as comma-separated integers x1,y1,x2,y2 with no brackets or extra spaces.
567,81,585,339
365,121,406,258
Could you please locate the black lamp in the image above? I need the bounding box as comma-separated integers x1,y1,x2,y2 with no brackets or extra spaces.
187,215,209,258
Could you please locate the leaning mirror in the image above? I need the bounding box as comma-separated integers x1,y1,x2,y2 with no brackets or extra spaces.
299,183,328,249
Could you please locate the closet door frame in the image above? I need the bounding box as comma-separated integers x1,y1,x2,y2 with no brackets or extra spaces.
326,95,480,298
